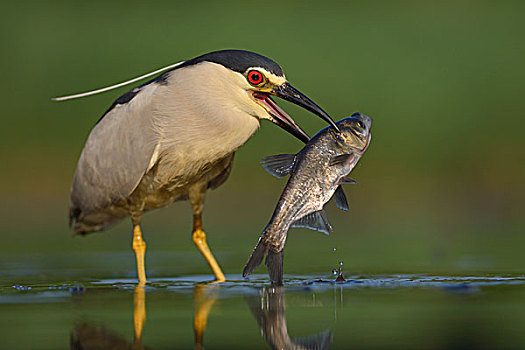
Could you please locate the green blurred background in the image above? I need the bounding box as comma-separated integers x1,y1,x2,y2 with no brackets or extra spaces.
1,0,524,280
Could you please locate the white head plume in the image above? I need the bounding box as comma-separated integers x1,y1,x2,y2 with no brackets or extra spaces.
51,61,185,101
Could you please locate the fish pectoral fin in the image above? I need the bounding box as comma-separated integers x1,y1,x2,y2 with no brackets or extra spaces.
334,186,349,211
261,154,296,178
329,153,356,167
340,176,360,185
291,210,332,235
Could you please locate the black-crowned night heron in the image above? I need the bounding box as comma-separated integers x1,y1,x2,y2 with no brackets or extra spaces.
57,50,338,285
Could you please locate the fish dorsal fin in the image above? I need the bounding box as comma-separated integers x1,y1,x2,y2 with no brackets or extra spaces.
291,210,332,235
334,186,349,211
340,176,360,185
261,154,295,178
329,153,356,167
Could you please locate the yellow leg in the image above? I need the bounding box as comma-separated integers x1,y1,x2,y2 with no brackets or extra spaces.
192,216,225,282
193,285,219,350
133,285,146,342
132,225,147,286
189,185,226,282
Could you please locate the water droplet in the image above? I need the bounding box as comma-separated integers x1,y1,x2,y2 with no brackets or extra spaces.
333,248,337,251
332,261,345,282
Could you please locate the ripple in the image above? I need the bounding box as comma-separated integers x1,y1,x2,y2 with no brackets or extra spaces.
2,274,524,303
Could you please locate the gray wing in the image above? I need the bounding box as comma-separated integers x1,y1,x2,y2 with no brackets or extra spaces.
207,153,235,190
69,82,163,228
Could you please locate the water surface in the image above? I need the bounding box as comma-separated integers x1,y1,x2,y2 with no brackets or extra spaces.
2,271,525,349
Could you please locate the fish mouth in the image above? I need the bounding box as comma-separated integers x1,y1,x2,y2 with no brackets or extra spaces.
252,91,310,143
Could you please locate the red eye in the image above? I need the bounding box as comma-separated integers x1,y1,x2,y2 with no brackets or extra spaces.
247,70,264,86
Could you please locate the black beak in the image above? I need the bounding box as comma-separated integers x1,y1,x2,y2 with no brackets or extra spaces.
253,92,311,143
272,82,340,133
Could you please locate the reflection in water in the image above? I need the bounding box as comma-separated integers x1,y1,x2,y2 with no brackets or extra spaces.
14,275,525,349
70,284,220,350
193,284,219,350
247,286,332,350
70,321,148,350
134,286,146,342
69,283,331,350
70,285,148,350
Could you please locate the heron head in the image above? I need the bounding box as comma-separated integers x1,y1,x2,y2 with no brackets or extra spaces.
184,50,339,143
245,66,342,143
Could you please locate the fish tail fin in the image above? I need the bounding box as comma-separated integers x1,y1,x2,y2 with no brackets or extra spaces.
243,239,269,278
266,250,284,286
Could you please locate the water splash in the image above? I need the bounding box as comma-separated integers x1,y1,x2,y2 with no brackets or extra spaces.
331,261,345,282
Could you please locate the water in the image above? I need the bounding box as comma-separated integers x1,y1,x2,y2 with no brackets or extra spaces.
2,272,525,349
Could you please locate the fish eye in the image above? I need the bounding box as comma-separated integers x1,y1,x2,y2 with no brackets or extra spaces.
247,70,265,86
356,120,365,129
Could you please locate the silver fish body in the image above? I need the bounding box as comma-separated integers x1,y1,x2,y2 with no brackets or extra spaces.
243,112,372,285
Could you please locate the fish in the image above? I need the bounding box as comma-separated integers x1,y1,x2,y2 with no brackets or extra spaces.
242,112,372,285
247,286,332,350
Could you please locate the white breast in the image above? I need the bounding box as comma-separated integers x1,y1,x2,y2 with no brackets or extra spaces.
150,62,261,186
